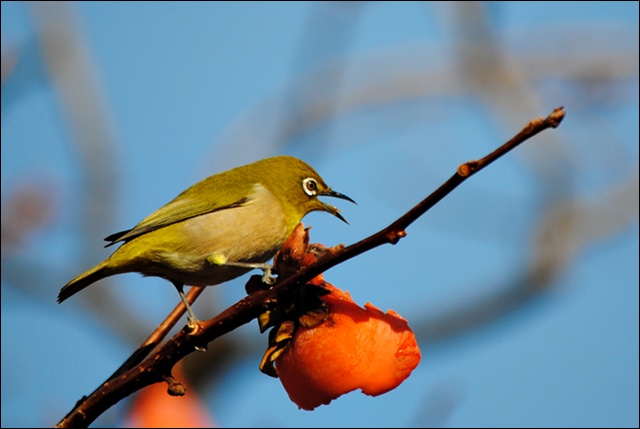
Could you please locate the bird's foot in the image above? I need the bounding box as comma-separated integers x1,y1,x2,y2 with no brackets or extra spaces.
211,257,276,284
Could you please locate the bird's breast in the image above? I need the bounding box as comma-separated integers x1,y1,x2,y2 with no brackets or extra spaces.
181,184,291,262
121,184,293,286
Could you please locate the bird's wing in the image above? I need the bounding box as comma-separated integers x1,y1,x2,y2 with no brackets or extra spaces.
104,176,258,246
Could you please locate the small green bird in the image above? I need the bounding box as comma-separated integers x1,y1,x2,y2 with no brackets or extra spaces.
58,156,354,323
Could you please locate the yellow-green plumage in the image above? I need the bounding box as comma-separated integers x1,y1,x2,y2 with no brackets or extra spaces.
58,156,354,315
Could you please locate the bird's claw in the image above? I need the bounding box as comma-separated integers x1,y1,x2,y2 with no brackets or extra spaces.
261,265,276,285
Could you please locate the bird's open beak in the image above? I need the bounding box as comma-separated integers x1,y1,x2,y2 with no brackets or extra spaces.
319,189,356,224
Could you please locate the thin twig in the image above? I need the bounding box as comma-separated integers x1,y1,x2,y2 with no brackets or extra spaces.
56,107,565,428
55,287,205,425
107,286,205,381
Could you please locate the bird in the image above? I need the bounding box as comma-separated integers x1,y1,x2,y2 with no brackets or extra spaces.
58,155,355,324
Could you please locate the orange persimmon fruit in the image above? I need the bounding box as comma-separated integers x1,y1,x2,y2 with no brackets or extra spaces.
275,282,421,410
125,364,216,428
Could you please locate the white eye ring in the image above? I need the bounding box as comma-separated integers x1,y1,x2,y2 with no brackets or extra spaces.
302,178,318,197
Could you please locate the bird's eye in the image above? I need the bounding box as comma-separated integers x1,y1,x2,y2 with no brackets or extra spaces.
302,178,318,196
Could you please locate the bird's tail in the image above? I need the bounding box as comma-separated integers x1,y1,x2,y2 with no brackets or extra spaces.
58,262,112,303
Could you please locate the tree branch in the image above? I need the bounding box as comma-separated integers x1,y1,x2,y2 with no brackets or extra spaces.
106,286,205,381
56,107,565,428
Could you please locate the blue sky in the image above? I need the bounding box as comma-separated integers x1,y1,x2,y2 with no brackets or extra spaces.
2,2,638,427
